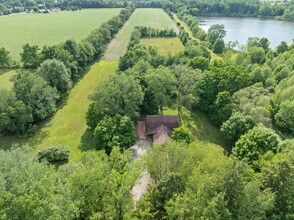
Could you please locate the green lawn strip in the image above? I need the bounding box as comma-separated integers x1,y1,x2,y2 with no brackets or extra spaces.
30,61,118,160
104,8,179,61
0,61,118,159
0,9,121,60
140,37,185,55
0,70,17,90
172,13,223,61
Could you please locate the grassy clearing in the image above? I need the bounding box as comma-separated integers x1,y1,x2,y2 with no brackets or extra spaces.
163,107,228,151
0,9,121,60
181,108,229,151
0,61,118,159
104,8,178,60
0,70,16,90
140,37,185,55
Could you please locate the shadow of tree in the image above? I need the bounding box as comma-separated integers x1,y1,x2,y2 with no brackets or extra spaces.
79,128,95,151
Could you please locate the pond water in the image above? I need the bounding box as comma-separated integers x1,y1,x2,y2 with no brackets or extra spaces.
199,17,294,48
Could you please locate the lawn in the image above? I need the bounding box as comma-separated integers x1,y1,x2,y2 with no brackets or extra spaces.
0,61,118,160
140,37,185,55
0,70,17,90
163,107,229,151
0,9,121,60
104,8,179,60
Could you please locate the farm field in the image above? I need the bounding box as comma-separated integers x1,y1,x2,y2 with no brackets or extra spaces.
0,9,121,60
104,8,179,60
140,37,185,55
0,70,16,90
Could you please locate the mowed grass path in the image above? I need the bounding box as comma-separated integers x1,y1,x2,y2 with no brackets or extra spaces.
30,61,118,160
104,8,179,60
140,38,185,55
0,9,121,60
0,70,16,90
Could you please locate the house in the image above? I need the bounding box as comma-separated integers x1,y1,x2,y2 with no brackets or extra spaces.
137,115,180,145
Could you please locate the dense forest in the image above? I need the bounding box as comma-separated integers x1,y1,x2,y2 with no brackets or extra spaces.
0,1,294,219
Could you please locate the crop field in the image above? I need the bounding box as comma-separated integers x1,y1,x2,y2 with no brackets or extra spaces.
140,37,185,55
104,8,179,60
0,70,16,90
0,9,121,60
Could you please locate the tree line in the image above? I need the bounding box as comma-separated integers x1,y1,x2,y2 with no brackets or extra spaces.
0,5,135,136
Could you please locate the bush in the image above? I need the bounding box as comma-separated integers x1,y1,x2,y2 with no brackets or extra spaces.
171,126,191,143
38,145,70,163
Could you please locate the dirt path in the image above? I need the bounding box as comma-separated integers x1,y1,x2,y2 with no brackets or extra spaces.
130,140,152,202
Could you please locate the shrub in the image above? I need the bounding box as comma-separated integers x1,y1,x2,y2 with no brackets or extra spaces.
38,145,70,163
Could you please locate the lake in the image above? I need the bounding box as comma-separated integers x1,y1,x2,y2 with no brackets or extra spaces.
199,17,294,48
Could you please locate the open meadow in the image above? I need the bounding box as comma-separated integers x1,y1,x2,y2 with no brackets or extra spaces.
0,70,16,90
104,8,179,60
140,37,184,55
0,9,121,60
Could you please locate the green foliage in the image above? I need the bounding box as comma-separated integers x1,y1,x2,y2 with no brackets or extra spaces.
65,149,140,219
189,56,209,71
261,144,294,219
232,84,272,127
38,145,70,163
275,100,294,135
0,47,12,68
247,37,270,52
0,146,140,219
0,147,76,219
276,41,288,54
0,90,33,135
211,91,232,125
233,125,279,163
20,43,40,68
37,59,72,95
248,46,266,64
94,115,136,154
193,64,250,114
145,66,177,113
13,71,59,121
207,24,226,45
171,65,201,111
213,38,225,53
86,73,143,129
171,126,191,143
135,26,177,38
221,112,256,144
135,141,276,219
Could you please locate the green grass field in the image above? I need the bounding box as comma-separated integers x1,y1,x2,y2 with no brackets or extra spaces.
0,9,121,60
0,70,16,90
104,8,179,60
140,38,185,55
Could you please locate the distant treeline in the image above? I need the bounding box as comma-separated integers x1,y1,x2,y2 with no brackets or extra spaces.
0,6,135,136
1,0,294,22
